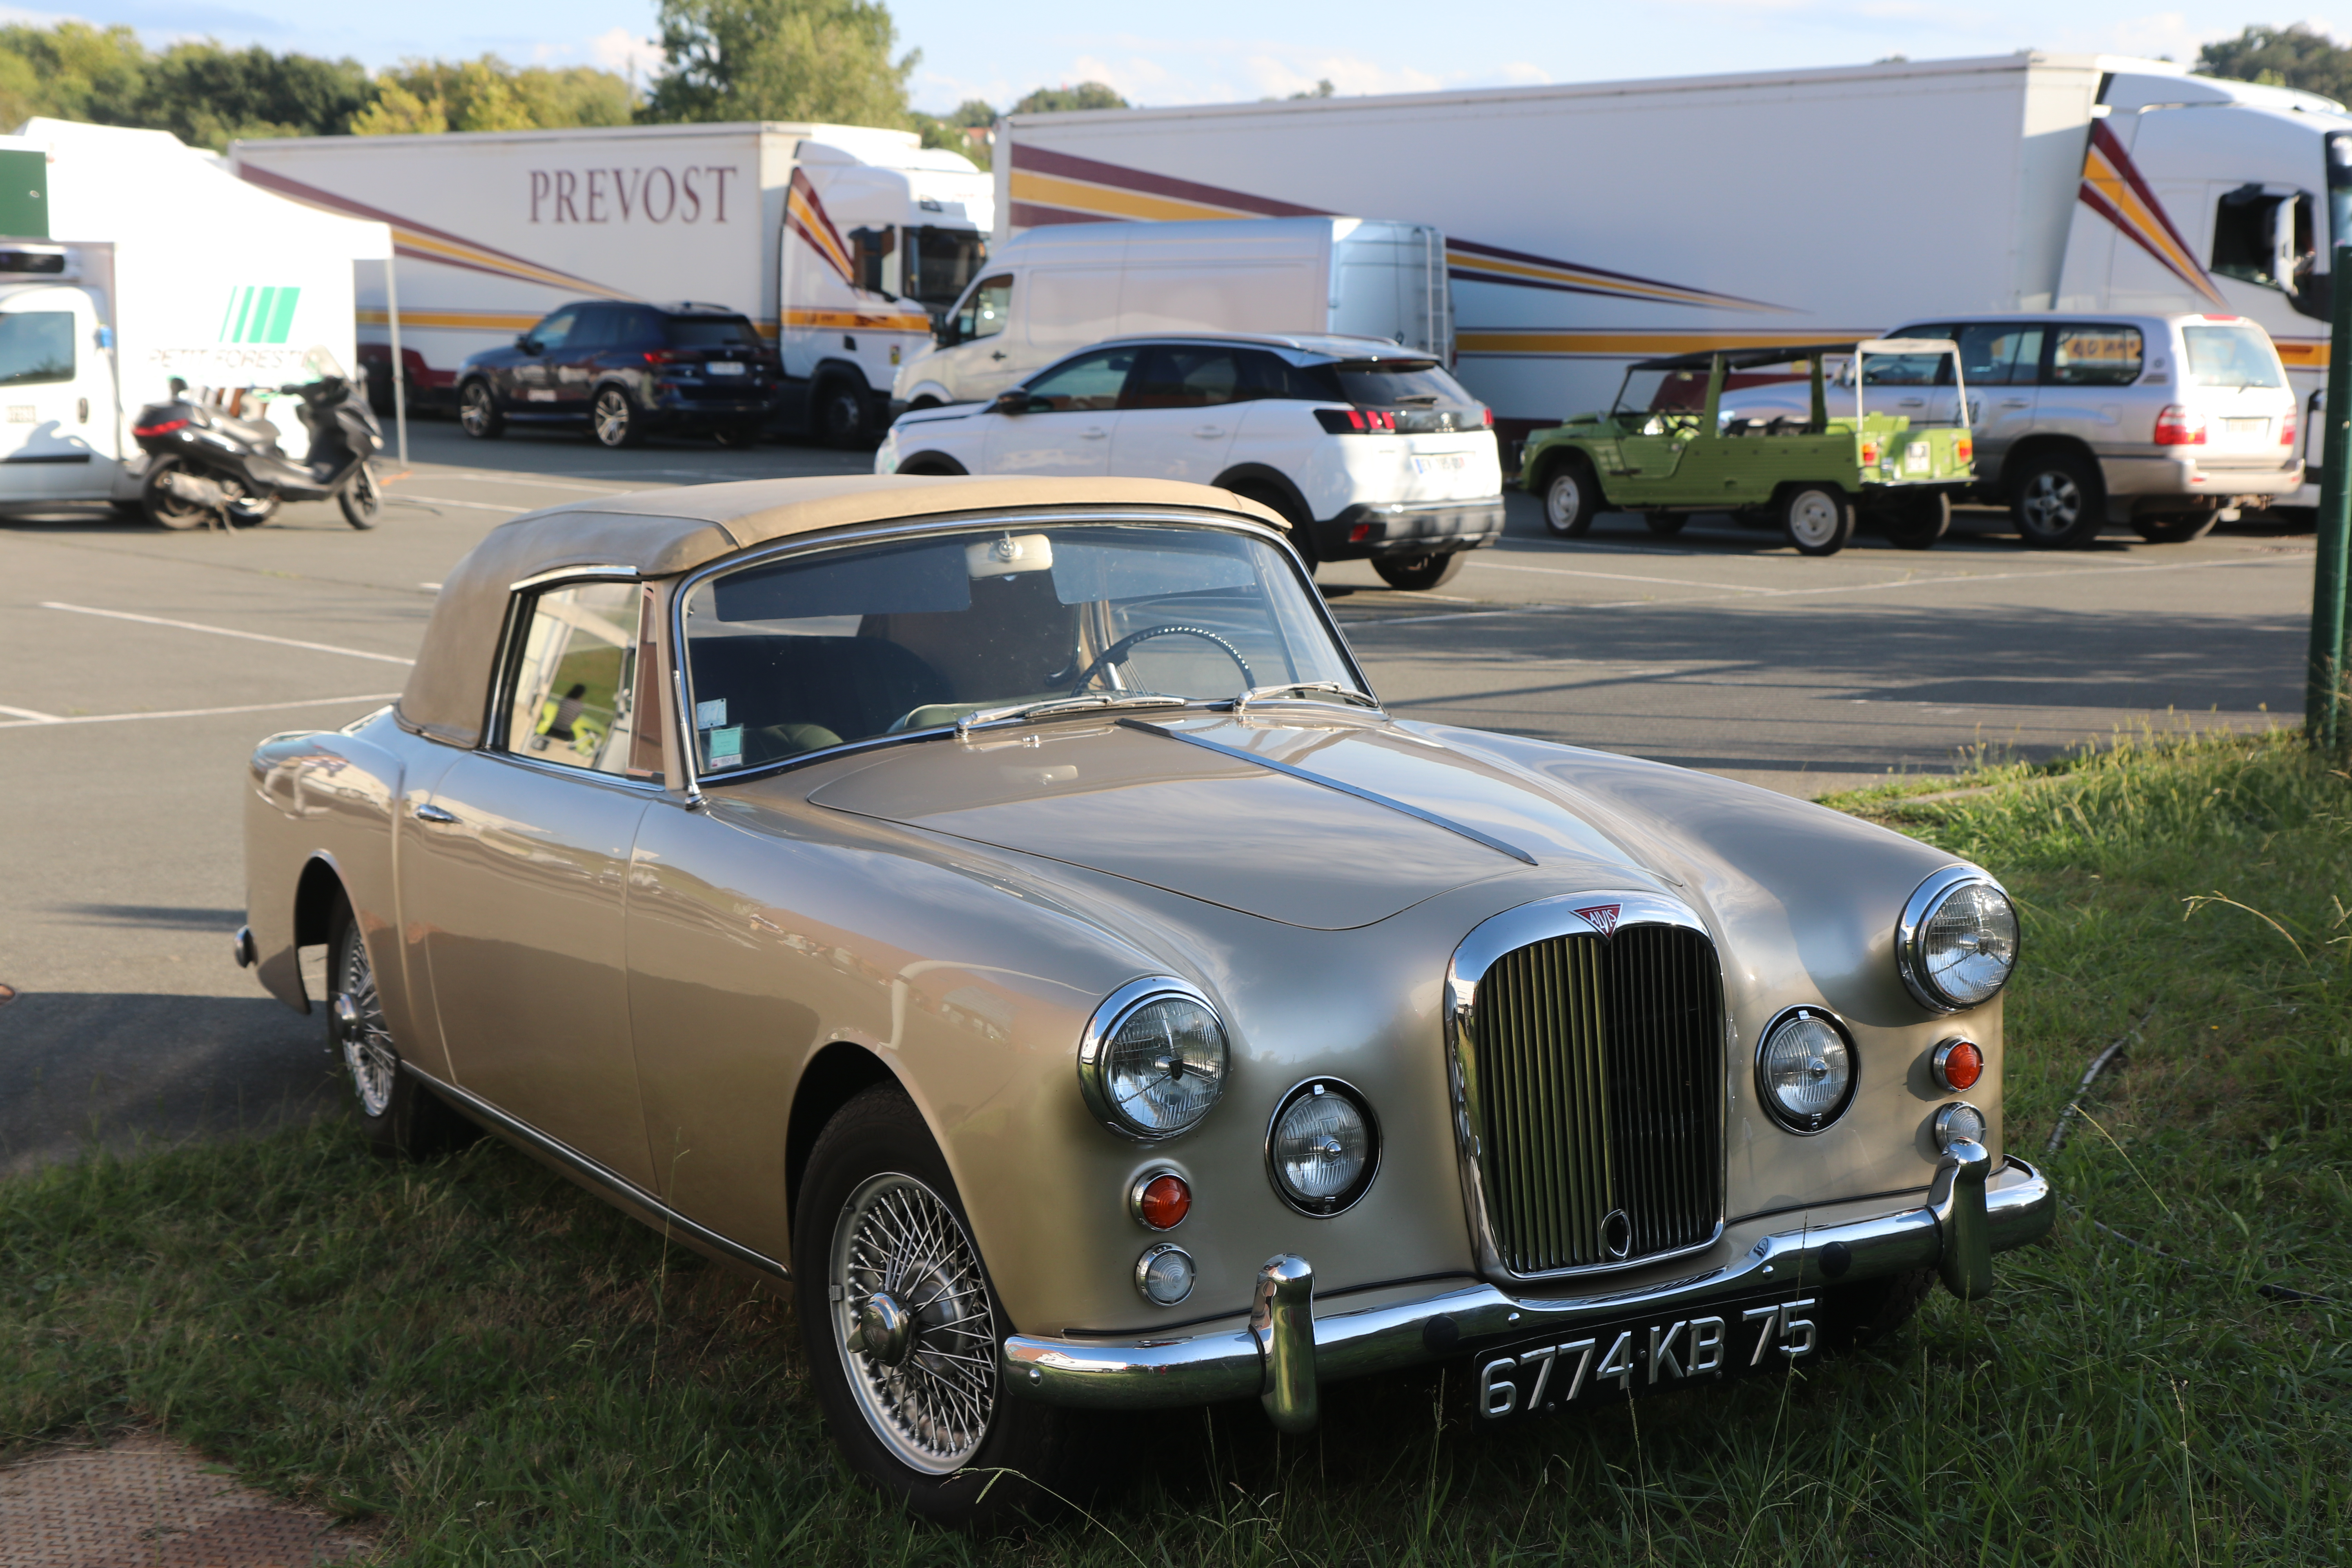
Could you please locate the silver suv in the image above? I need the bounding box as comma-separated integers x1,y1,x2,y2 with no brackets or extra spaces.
1882,312,2301,546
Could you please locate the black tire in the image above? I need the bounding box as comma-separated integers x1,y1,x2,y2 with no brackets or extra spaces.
338,462,383,530
458,379,504,440
1642,511,1688,538
1780,483,1855,556
1819,1267,1936,1354
793,1084,1100,1529
1541,457,1602,537
908,396,943,412
1230,483,1315,572
1875,490,1950,550
817,376,870,449
326,901,475,1160
140,457,210,531
894,453,969,477
2009,450,2105,548
591,386,646,449
1372,550,1469,590
2133,511,2218,544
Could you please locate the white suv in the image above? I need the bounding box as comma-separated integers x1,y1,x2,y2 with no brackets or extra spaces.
874,333,1505,590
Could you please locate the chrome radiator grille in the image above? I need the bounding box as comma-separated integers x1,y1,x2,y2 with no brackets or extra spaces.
1459,923,1723,1276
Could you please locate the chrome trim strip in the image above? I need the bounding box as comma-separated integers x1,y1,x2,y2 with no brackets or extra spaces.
1895,864,2015,1013
1004,1158,2056,1414
1076,975,1227,1142
404,1062,790,1282
664,508,1376,793
1443,893,1726,1283
1123,719,1537,866
508,564,641,592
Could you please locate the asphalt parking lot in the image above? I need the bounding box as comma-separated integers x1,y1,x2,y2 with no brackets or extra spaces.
0,420,2316,1169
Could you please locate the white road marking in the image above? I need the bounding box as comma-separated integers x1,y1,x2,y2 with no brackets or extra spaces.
39,602,418,665
390,494,533,514
1467,559,1779,593
0,702,60,722
0,693,401,730
413,469,637,494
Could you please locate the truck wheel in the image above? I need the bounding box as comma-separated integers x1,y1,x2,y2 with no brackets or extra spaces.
1780,483,1855,556
327,899,475,1160
794,1085,1101,1528
338,462,383,530
817,376,870,448
1542,459,1602,537
1876,491,1949,550
140,457,209,531
591,387,646,448
1372,551,1468,590
1642,511,1688,538
458,380,504,439
2010,452,2103,548
2133,511,2217,544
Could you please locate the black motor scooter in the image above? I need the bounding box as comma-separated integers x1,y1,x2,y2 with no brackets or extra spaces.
129,350,386,531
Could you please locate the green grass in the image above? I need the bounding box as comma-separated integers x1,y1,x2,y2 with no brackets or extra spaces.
5,729,2349,1564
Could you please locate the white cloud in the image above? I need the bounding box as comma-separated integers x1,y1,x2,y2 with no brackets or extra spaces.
1496,61,1553,86
587,25,661,81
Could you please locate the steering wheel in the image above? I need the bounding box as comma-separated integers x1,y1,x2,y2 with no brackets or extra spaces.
1067,624,1254,696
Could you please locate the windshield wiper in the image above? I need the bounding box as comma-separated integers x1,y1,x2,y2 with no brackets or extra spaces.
1232,681,1383,713
954,691,1185,738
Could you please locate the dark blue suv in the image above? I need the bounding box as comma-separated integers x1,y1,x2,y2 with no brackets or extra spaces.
456,300,779,448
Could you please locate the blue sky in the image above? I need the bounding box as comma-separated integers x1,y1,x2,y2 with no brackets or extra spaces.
11,1,2352,113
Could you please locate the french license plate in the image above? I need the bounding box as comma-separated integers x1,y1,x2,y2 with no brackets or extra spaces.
1904,441,1930,474
2223,416,2267,437
707,361,748,377
1412,452,1469,474
524,389,556,402
1474,1294,1820,1421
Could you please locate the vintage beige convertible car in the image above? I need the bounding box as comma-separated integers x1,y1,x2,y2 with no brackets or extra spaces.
236,475,2052,1523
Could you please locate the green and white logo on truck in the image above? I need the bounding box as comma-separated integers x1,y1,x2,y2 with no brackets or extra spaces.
220,286,301,345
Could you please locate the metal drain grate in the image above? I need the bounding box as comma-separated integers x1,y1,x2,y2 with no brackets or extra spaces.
0,1433,374,1567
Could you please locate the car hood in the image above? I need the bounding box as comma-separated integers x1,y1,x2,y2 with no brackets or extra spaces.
803,710,1668,929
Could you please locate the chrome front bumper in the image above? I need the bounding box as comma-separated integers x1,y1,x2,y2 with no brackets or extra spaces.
1003,1145,2052,1431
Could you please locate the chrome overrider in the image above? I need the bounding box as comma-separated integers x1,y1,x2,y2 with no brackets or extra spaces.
1002,1143,2053,1432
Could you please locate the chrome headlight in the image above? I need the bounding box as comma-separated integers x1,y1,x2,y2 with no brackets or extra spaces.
1755,1007,1856,1134
1077,977,1228,1140
1898,868,2019,1011
1265,1078,1380,1215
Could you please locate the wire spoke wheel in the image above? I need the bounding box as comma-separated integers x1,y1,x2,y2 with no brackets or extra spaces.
829,1172,999,1474
333,927,399,1118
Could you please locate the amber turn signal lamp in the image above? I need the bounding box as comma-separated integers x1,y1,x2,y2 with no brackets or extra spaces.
1130,1171,1191,1230
1932,1037,1984,1093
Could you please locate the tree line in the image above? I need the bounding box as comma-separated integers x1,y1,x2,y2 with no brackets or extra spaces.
0,0,1133,160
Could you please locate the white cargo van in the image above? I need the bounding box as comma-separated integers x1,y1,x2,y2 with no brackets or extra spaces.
996,54,2352,512
0,119,386,514
232,123,990,444
890,216,1449,411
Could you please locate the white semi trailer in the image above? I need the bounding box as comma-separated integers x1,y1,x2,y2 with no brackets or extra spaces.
232,122,992,443
995,52,2352,502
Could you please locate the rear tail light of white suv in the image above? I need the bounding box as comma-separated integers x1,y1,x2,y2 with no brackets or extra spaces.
1314,406,1492,435
2153,405,2206,446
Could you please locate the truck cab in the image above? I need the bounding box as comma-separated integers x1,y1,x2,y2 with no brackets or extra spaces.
0,245,120,505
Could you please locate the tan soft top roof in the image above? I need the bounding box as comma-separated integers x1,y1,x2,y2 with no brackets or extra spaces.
397,474,1288,748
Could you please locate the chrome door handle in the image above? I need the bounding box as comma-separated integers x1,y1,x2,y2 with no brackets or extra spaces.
412,802,458,824
1081,426,1107,439
1898,397,1924,407
1194,425,1227,437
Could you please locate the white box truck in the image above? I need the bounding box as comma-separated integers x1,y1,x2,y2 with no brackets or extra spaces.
995,53,2352,504
0,118,386,512
888,214,1450,411
231,122,992,443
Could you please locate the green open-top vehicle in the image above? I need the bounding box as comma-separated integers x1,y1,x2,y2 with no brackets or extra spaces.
1520,340,1976,556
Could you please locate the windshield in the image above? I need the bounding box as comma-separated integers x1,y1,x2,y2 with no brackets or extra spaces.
681,523,1359,773
2181,324,2285,388
904,226,987,309
1611,367,1706,417
301,344,347,381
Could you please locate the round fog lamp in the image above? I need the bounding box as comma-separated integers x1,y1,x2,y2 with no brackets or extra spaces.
1934,1100,1988,1151
1756,1008,1856,1134
1079,979,1229,1140
1267,1079,1379,1215
1932,1037,1984,1092
1899,871,2019,1011
1135,1242,1195,1305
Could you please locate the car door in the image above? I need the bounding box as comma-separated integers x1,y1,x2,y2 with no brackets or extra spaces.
552,303,617,415
397,575,662,1190
1110,343,1243,482
981,345,1137,476
0,287,116,499
2038,322,2142,453
1950,321,2045,473
509,306,580,416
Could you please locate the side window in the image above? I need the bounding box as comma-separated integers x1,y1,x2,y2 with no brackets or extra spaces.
1954,323,2043,386
1127,345,1242,408
2212,186,2316,295
0,311,74,386
850,225,897,295
1019,347,1137,411
615,307,664,345
958,275,1012,341
503,580,645,778
530,309,579,353
567,307,618,354
2049,325,2144,386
